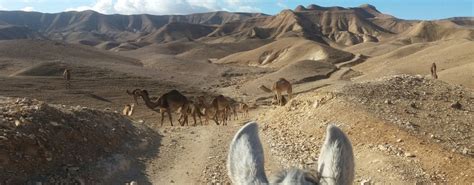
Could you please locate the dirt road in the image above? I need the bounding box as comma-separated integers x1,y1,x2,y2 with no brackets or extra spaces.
136,110,280,184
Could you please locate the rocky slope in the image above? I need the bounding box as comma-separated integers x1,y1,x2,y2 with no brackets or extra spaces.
0,97,159,184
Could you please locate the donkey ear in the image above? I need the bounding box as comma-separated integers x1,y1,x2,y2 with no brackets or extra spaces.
317,125,355,185
227,122,268,184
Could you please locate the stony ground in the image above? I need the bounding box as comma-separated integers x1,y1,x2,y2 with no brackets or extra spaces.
0,75,472,184
254,75,473,184
341,75,473,156
0,97,159,184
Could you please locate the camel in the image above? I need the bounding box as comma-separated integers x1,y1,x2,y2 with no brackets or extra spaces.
225,97,239,121
196,96,219,125
127,89,189,126
63,69,71,88
238,103,249,118
259,78,292,106
179,100,204,126
127,88,142,105
272,94,287,105
227,122,354,185
122,103,135,116
212,95,231,125
431,62,438,79
127,88,159,105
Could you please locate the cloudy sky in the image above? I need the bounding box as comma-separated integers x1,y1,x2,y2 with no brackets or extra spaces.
0,0,472,20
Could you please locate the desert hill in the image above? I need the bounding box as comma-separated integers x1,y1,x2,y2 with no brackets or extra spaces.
0,25,43,40
0,40,139,77
216,37,353,67
401,20,474,42
208,4,396,45
0,10,265,47
0,4,472,51
142,22,216,43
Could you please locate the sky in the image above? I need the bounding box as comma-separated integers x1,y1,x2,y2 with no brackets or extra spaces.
0,0,472,20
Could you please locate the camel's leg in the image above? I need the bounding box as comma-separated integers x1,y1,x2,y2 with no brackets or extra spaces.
276,91,282,106
233,108,237,120
178,113,183,123
221,110,225,126
287,85,293,100
184,114,189,126
213,111,220,125
223,110,229,125
161,111,165,126
168,110,173,126
199,115,203,126
193,113,197,126
185,106,190,126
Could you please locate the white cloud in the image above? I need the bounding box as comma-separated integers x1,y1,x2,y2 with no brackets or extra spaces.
65,0,261,15
65,0,112,13
276,2,288,9
21,6,34,11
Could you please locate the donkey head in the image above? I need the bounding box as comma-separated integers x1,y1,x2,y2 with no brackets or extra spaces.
227,122,354,185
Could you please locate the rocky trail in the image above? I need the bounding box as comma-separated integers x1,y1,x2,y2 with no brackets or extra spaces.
134,109,282,184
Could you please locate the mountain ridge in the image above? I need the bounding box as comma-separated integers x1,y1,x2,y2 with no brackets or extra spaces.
0,4,472,50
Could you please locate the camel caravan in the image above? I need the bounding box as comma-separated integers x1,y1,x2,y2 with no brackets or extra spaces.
123,78,291,127
61,66,290,127
125,88,251,127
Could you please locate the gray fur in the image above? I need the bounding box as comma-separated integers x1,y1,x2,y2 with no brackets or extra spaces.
317,125,355,185
227,122,354,185
227,122,268,184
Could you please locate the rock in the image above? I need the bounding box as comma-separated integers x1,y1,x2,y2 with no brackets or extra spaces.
405,153,416,157
450,101,462,109
384,99,392,104
396,139,403,143
49,121,60,126
130,181,138,185
462,147,469,155
14,120,21,127
378,145,388,151
360,179,371,185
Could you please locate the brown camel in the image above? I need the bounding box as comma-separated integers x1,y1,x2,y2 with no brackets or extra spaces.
196,96,219,125
259,78,292,106
212,95,231,125
238,102,249,118
127,89,189,126
225,97,239,121
179,100,204,126
272,78,292,106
